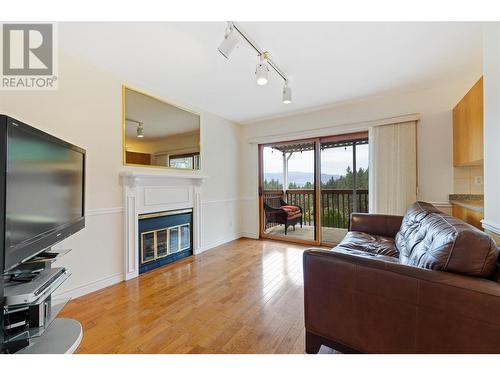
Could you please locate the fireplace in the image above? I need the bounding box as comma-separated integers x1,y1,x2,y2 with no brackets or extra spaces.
138,209,193,274
120,170,205,280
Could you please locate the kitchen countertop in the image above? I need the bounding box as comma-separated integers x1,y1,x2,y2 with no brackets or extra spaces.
449,194,484,213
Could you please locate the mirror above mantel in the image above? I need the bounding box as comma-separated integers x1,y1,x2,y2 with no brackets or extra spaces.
122,86,201,170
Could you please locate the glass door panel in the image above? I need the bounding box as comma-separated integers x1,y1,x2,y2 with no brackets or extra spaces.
320,143,354,244
319,138,369,244
261,142,316,242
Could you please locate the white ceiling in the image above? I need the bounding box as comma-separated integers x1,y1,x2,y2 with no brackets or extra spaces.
60,22,483,124
124,88,199,140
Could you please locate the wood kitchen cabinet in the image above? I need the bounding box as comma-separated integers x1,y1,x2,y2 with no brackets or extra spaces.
453,77,483,166
125,151,152,165
452,204,483,230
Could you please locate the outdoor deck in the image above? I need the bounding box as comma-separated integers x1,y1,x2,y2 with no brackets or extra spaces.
263,188,368,244
265,225,347,244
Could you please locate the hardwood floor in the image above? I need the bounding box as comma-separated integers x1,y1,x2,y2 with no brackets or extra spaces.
59,238,312,354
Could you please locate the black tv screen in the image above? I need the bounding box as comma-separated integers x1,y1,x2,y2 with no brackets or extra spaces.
1,116,85,271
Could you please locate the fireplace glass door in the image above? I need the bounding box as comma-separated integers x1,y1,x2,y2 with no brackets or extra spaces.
180,224,190,250
141,231,155,263
156,229,168,258
169,227,179,253
138,209,193,274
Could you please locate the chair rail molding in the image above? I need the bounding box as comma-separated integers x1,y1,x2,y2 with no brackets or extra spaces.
85,207,124,216
429,202,452,208
119,170,207,280
482,219,500,236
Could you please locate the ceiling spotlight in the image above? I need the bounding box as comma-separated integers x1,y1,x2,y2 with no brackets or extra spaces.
256,53,269,86
136,123,144,138
218,22,293,103
282,82,292,104
218,24,240,59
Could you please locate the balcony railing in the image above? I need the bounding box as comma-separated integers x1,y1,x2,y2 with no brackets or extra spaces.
263,189,369,229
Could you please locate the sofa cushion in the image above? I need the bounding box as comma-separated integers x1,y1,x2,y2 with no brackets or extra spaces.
281,205,300,214
337,231,399,257
396,201,498,278
280,205,302,220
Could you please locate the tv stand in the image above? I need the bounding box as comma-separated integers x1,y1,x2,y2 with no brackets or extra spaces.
37,251,59,259
1,248,80,353
16,318,82,354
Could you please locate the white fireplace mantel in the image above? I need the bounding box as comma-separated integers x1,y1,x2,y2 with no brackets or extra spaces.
119,169,207,280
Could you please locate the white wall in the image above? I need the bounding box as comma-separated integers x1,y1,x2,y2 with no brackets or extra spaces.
239,81,480,237
0,53,125,297
0,52,242,298
453,165,484,195
482,23,500,243
200,112,243,248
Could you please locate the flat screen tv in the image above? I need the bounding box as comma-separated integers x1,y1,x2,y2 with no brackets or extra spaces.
0,115,85,272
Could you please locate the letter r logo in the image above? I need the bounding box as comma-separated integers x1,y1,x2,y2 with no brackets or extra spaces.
2,24,53,75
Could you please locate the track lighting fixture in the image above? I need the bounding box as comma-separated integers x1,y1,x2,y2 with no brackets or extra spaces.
282,82,292,104
255,53,269,86
126,118,146,138
218,25,240,59
218,22,293,104
136,122,144,138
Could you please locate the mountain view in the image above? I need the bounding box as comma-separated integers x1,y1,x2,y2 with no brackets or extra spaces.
264,171,341,187
263,167,369,191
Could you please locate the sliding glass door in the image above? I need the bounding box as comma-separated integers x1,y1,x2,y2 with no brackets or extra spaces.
259,132,368,245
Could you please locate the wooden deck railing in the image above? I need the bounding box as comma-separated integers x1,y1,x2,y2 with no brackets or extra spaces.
263,189,369,229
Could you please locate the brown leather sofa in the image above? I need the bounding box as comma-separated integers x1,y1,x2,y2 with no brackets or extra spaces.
303,201,500,353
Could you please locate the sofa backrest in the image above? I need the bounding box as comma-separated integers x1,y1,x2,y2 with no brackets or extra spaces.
395,201,499,278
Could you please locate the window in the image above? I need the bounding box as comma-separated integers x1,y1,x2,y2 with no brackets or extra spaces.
169,153,200,169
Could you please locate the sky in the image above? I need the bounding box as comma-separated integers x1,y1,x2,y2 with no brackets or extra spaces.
263,144,369,176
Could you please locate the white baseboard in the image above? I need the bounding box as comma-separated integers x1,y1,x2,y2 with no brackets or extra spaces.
240,231,259,239
196,231,259,254
196,232,243,254
53,273,124,300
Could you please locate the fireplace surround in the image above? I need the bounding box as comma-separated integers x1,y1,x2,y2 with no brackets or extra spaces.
120,170,206,280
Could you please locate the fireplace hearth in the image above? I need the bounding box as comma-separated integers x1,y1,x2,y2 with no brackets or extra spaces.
138,209,193,274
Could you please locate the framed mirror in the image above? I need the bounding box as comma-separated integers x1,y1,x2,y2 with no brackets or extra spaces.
122,86,201,169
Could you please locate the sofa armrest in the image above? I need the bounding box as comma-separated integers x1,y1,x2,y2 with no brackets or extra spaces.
349,213,403,238
303,248,500,353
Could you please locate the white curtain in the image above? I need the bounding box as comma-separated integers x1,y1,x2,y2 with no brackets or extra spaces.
368,121,417,215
